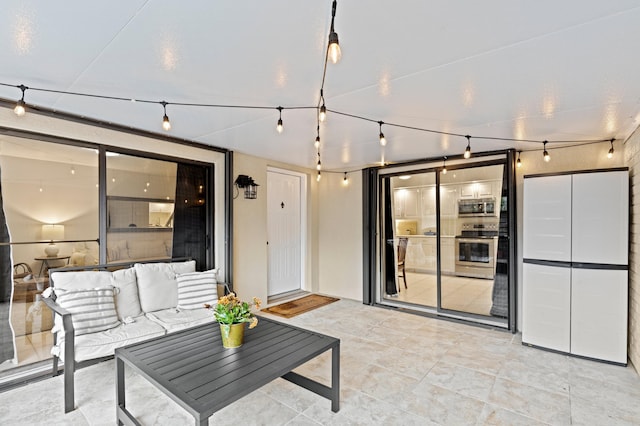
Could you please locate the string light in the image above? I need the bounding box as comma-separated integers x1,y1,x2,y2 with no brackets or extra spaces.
516,151,522,168
317,170,322,181
317,158,322,171
319,90,327,122
378,121,386,146
543,141,550,162
343,172,349,185
276,106,283,133
327,0,341,64
442,156,447,174
161,101,171,131
464,135,471,159
608,139,614,159
14,84,27,116
70,166,75,175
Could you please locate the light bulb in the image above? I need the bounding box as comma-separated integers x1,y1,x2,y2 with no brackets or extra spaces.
317,160,322,171
543,150,550,162
277,118,283,133
317,171,322,182
328,32,341,64
442,167,447,175
314,136,320,149
464,145,471,159
608,147,614,159
70,167,75,175
319,104,327,122
162,114,171,131
14,100,26,116
343,172,349,185
379,132,386,146
516,157,522,168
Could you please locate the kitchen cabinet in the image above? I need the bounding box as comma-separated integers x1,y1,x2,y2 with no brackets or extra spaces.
459,181,495,199
440,185,458,217
440,237,455,274
394,188,419,218
420,186,436,216
404,237,436,272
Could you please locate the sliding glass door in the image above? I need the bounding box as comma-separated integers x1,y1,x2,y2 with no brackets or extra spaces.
377,153,514,329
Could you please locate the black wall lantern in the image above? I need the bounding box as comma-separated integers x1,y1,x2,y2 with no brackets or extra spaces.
234,174,259,199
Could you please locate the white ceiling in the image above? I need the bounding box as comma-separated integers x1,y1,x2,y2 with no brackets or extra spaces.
1,1,640,171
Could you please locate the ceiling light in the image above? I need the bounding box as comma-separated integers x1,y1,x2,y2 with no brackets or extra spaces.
608,139,614,159
442,156,447,174
464,135,471,159
161,101,171,131
14,84,27,116
379,121,386,146
516,151,522,168
543,141,550,162
327,1,341,64
398,175,411,180
276,106,283,133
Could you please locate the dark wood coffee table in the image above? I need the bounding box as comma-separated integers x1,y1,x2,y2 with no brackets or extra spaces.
115,317,340,425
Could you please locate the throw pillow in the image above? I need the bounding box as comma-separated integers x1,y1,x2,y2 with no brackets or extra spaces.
176,269,218,310
54,287,121,335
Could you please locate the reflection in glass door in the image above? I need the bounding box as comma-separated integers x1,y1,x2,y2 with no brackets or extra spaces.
379,159,512,328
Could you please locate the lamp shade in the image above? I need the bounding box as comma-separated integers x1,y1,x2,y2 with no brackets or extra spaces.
42,224,64,241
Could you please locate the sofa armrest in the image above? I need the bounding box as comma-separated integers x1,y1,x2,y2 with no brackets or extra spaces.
42,297,75,350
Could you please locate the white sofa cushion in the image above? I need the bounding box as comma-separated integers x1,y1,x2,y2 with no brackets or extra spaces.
146,308,215,333
52,316,166,362
54,287,121,336
51,268,142,322
135,260,196,312
176,269,218,310
111,267,142,320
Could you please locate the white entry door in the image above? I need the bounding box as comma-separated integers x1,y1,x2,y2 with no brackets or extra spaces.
267,169,304,296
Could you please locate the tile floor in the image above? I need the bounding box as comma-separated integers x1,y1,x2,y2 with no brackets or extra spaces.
1,298,640,425
390,272,494,316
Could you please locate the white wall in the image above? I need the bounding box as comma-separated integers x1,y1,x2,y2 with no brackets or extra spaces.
317,171,363,301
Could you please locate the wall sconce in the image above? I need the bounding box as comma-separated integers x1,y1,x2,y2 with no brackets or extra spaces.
41,224,65,257
234,175,259,199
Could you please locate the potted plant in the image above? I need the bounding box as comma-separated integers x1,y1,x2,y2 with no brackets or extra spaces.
206,292,261,348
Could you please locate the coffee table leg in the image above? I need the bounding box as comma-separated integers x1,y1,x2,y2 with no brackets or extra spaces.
331,343,340,412
116,357,125,425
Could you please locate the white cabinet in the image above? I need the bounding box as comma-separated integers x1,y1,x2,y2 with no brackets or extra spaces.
440,185,458,217
523,175,572,262
459,181,494,199
394,188,419,218
441,237,455,274
522,169,629,363
404,237,436,272
420,186,436,216
522,263,571,353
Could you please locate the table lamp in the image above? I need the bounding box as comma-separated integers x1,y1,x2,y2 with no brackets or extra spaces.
42,224,64,257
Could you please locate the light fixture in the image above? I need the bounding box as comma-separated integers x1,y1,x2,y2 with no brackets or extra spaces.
327,0,341,64
14,84,27,116
319,90,327,122
516,151,522,168
276,106,283,133
442,156,447,174
398,175,412,180
314,135,320,149
378,121,387,146
42,224,64,257
234,175,259,199
608,139,615,159
343,172,349,185
317,158,322,171
543,141,550,162
161,101,171,131
317,170,322,182
464,135,471,159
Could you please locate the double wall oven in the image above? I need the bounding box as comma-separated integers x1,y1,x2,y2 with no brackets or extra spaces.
455,223,498,279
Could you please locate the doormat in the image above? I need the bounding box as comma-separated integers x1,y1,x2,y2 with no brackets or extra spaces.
261,294,339,318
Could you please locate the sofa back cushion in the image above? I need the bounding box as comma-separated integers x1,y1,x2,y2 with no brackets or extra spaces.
54,287,120,335
135,260,196,312
51,267,142,321
176,269,218,310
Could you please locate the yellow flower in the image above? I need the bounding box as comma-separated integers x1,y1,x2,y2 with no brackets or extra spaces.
249,316,258,329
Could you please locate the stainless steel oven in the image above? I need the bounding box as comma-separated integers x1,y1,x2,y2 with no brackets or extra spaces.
454,224,498,279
